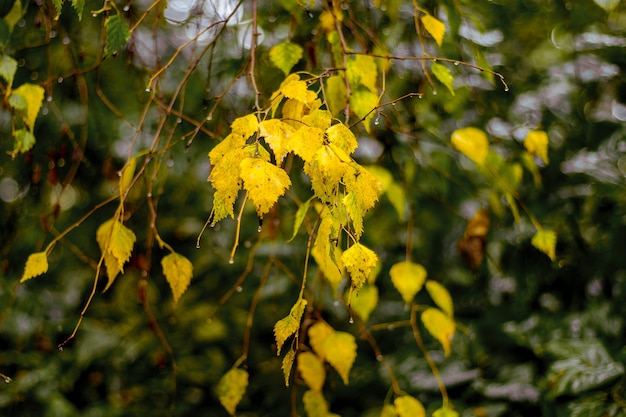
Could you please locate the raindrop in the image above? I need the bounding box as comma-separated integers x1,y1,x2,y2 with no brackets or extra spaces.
58,346,64,351
206,114,213,121
228,259,234,264
49,30,56,38
376,354,383,362
391,102,396,106
348,316,354,324
236,286,243,293
454,61,460,66
432,58,437,62
166,159,174,167
62,37,70,45
57,77,63,83
123,5,130,11
257,225,262,233
387,324,395,331
374,119,380,126
432,90,438,95
176,118,182,124
4,377,11,383
195,244,201,249
504,86,509,92
47,96,53,102
145,87,151,92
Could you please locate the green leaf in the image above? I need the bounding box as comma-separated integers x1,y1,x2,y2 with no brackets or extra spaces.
217,368,249,416
269,41,303,75
13,129,36,155
297,351,326,391
289,197,311,242
281,349,296,387
274,298,307,355
161,253,193,304
531,228,557,261
395,395,426,417
431,62,455,95
347,54,377,93
0,54,17,86
4,0,23,31
421,14,445,47
21,252,49,282
71,0,85,19
349,89,378,133
389,261,427,304
52,0,64,17
105,14,130,56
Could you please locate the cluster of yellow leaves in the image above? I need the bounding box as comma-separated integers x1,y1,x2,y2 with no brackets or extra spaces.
451,126,557,261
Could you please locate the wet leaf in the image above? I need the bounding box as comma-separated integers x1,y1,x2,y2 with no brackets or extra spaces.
240,157,291,218
431,62,455,95
105,14,130,56
274,298,307,355
421,14,445,47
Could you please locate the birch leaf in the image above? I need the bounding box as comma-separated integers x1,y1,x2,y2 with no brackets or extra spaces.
259,119,296,163
240,157,291,218
96,219,136,291
274,298,307,355
390,261,427,304
421,14,445,47
433,406,460,417
350,90,378,133
531,228,557,261
230,113,258,140
10,83,45,131
348,283,378,323
322,331,357,384
325,75,348,117
209,148,247,224
347,54,377,93
21,252,49,282
289,197,311,242
303,390,329,417
341,243,379,291
217,368,248,416
425,281,454,317
451,127,489,165
326,122,358,155
395,395,426,417
298,351,326,392
431,62,455,95
161,253,193,304
291,126,324,163
421,307,455,357
119,156,137,197
104,14,130,56
524,130,549,164
281,79,317,104
0,54,17,86
308,321,334,361
13,129,36,155
282,349,296,387
270,41,303,75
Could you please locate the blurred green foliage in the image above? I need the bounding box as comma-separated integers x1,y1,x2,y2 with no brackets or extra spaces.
1,0,626,416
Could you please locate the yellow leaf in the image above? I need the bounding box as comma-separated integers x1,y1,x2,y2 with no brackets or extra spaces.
387,182,407,220
350,89,379,133
230,113,258,140
21,251,49,282
289,197,311,242
343,165,382,238
303,390,329,417
274,298,307,355
208,133,246,166
421,14,445,47
421,307,455,357
240,157,291,218
269,41,303,76
96,219,136,291
161,252,193,304
433,406,460,417
312,210,343,290
347,54,378,93
451,127,489,165
259,119,296,164
524,130,549,164
348,283,378,322
341,243,379,291
531,228,557,261
326,122,358,155
325,75,348,117
381,404,397,417
209,148,247,223
282,79,317,104
308,321,334,361
282,349,296,387
322,331,357,384
298,351,326,392
390,261,427,304
119,156,137,197
425,281,454,317
291,126,324,163
304,145,349,203
217,368,249,416
10,83,45,131
302,109,332,130
395,395,426,417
